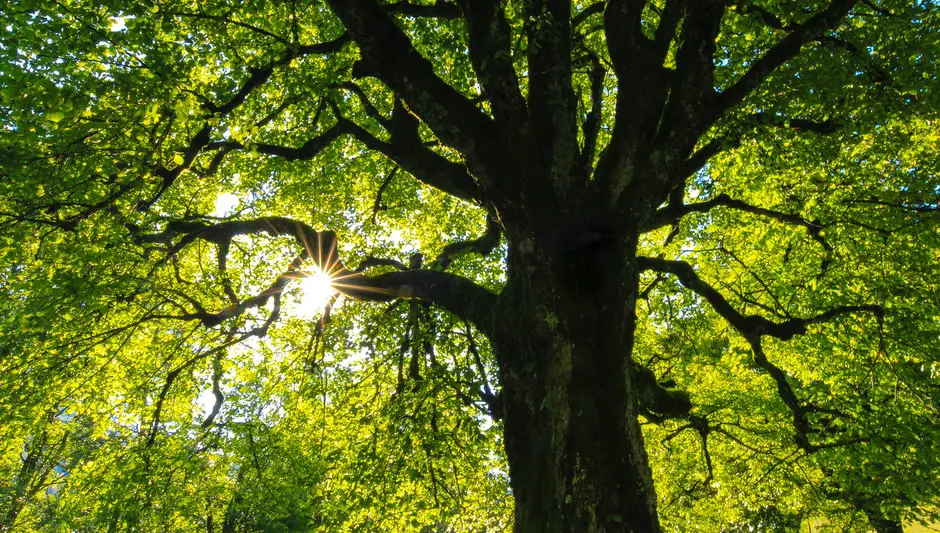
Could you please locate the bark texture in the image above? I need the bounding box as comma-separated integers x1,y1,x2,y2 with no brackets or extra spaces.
492,232,661,532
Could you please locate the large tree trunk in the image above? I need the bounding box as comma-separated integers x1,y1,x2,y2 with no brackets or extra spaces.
492,231,660,533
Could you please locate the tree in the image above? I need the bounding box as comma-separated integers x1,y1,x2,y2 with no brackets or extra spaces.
0,0,937,531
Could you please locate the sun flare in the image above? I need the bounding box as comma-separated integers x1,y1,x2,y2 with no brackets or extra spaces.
296,267,335,317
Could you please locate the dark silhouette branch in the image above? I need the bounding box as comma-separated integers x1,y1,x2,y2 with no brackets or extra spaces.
354,256,409,272
138,33,351,210
225,121,351,161
204,33,351,116
344,118,479,202
681,138,734,178
572,2,605,30
639,256,884,450
679,113,841,181
457,0,527,136
430,214,501,270
369,166,399,222
715,0,856,118
170,10,292,44
578,53,606,181
659,1,725,148
645,193,833,273
638,257,882,342
201,351,226,428
326,0,502,187
653,0,684,62
138,217,498,334
330,81,392,128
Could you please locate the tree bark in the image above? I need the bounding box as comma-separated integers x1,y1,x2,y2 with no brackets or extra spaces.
492,232,660,533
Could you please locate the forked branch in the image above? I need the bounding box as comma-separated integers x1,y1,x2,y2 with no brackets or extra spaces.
714,0,856,118
137,217,498,334
639,256,884,450
638,257,881,341
644,193,833,272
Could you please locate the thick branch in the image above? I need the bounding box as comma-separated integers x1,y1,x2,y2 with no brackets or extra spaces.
141,217,497,334
681,138,731,179
637,257,882,342
578,53,606,181
659,1,725,146
603,0,650,80
526,0,579,190
457,0,528,136
594,0,667,196
333,269,498,336
344,119,479,201
653,0,685,61
635,363,692,419
327,0,502,183
430,214,501,269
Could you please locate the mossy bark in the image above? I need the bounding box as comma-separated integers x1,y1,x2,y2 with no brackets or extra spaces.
492,234,660,533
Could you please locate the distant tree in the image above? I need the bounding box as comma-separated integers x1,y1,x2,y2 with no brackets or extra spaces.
0,0,937,532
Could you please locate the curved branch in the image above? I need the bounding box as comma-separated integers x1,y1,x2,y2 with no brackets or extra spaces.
637,256,882,342
344,118,479,201
714,0,856,117
747,337,814,450
430,214,501,269
679,113,841,180
140,33,351,210
658,1,725,146
644,193,833,271
572,2,605,29
205,33,351,116
326,0,501,179
206,100,479,202
653,0,685,61
332,269,498,336
171,10,291,45
141,217,498,334
578,53,606,181
640,256,883,451
330,81,391,128
457,0,527,136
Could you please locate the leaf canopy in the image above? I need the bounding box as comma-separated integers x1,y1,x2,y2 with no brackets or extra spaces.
1,0,938,531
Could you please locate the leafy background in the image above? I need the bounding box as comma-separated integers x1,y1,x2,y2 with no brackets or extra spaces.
1,0,937,531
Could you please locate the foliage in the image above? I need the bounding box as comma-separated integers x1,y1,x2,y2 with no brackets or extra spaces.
1,0,937,531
